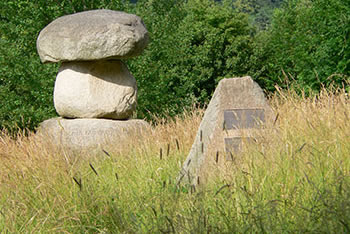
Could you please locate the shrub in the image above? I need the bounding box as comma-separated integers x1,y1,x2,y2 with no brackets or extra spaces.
250,0,350,92
129,0,255,118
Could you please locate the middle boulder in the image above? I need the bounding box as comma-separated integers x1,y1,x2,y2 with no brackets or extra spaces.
54,60,136,119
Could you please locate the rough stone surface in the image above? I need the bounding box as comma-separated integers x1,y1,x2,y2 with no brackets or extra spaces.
37,9,149,63
38,118,150,149
54,60,137,120
177,77,275,186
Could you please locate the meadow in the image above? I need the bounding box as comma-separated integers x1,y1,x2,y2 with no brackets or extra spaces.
0,87,349,233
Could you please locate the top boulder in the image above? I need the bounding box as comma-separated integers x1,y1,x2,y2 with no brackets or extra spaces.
37,10,149,63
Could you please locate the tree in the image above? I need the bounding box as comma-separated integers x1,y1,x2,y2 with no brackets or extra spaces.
129,0,255,118
250,0,350,92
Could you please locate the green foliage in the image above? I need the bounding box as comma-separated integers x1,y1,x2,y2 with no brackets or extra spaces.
250,0,350,91
0,1,57,132
231,0,284,30
129,0,254,118
126,0,189,117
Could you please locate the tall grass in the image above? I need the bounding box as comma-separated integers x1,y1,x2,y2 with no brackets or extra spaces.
0,88,349,233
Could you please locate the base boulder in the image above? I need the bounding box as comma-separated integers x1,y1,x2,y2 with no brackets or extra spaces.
38,118,150,150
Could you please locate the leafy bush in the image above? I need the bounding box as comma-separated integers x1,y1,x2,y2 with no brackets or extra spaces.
129,0,255,118
250,0,350,92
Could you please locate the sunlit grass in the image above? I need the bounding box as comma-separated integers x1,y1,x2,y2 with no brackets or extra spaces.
0,88,349,233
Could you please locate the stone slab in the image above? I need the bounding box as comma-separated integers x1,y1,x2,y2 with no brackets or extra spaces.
37,118,150,150
177,77,274,186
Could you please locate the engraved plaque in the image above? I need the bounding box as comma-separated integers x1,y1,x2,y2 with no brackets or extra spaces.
224,109,265,130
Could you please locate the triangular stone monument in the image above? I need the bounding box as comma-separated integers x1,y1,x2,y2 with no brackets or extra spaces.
178,76,274,186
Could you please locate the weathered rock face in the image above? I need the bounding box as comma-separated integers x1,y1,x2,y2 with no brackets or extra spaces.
37,9,149,63
54,60,137,120
38,118,151,149
177,77,275,186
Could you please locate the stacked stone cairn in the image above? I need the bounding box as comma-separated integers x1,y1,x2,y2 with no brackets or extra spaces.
37,9,150,149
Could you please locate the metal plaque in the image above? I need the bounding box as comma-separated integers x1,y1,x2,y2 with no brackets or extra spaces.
224,109,265,130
